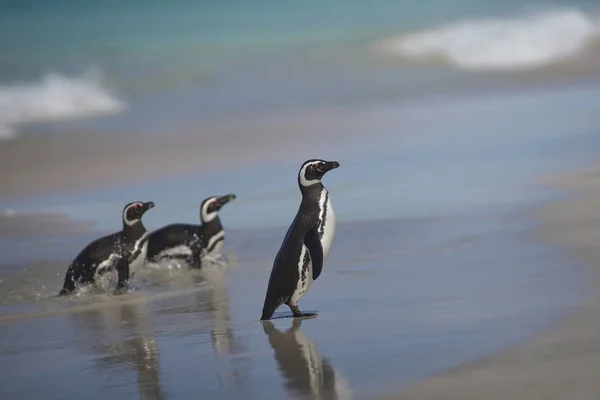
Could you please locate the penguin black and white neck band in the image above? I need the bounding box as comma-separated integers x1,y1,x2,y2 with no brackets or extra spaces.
261,159,339,320
200,194,236,256
146,194,236,268
58,201,155,296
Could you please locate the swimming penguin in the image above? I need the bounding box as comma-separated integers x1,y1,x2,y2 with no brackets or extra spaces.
260,159,339,321
58,201,155,296
146,194,236,268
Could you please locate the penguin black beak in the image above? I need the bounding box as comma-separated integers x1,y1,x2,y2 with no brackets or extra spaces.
216,194,236,208
320,161,340,173
143,201,155,211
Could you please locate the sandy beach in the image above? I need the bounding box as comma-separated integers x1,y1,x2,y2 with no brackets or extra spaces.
0,107,373,201
2,77,599,399
0,211,95,238
387,166,600,400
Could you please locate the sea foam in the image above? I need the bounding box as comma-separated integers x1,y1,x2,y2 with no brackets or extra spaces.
0,68,125,139
373,9,600,70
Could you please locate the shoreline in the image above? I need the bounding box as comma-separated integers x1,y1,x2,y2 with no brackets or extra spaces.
0,197,585,399
385,165,600,400
0,107,373,202
3,75,600,204
0,211,96,238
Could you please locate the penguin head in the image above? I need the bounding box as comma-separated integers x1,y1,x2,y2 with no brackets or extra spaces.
298,159,340,188
122,201,155,227
200,194,237,223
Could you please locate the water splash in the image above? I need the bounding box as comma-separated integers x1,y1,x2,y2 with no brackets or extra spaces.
374,8,600,70
0,67,126,138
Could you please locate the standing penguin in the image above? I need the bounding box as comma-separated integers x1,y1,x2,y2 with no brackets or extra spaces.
260,159,339,321
58,201,155,296
146,194,236,268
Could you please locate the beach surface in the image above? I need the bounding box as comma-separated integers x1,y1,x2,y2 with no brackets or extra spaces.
0,108,373,201
388,166,600,400
1,79,598,399
3,1,600,398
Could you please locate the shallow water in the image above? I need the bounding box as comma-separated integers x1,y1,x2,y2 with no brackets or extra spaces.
0,214,585,399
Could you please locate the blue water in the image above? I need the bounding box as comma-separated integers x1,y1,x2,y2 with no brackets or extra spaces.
1,0,600,136
0,0,560,74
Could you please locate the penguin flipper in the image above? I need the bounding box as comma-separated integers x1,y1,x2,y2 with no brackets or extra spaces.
190,235,205,267
59,263,78,295
115,257,130,293
304,224,324,281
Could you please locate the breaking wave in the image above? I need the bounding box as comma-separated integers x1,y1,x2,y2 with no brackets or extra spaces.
374,9,600,70
0,68,126,139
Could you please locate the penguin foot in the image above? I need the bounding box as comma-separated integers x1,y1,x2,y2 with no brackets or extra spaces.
289,305,318,319
289,305,302,317
298,312,318,319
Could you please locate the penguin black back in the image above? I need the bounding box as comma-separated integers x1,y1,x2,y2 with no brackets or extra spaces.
261,159,339,320
146,194,236,267
58,201,155,296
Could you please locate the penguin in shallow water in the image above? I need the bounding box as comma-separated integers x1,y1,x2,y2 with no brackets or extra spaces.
58,201,155,296
146,194,236,268
260,159,339,321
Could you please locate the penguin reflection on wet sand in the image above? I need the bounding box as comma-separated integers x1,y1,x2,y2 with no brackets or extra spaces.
58,201,155,296
146,194,236,268
261,159,339,321
68,301,165,400
262,319,353,400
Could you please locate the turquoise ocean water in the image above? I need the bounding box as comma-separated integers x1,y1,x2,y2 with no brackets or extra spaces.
1,0,600,137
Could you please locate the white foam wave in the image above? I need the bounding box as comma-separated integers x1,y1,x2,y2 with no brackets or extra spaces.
374,9,600,70
0,68,126,139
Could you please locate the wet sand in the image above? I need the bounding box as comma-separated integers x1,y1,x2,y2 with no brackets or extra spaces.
0,208,583,399
0,107,375,201
387,166,600,400
0,211,95,238
3,75,597,202
1,80,598,399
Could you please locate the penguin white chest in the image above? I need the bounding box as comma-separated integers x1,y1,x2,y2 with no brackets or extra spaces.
318,190,336,259
210,241,224,256
129,234,149,275
290,245,314,306
206,230,226,256
289,191,336,307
